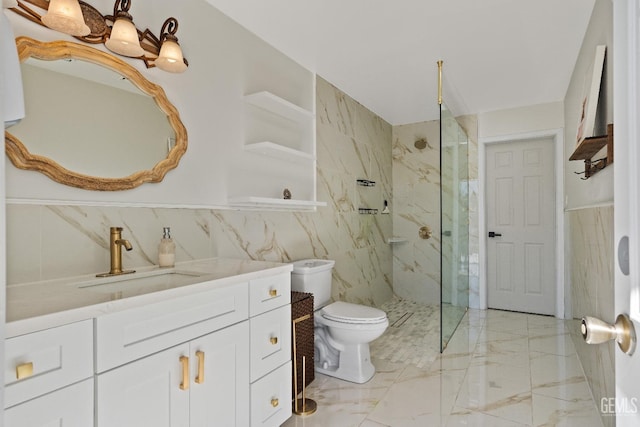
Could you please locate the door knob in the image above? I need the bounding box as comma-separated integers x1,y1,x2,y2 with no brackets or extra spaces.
581,314,636,355
419,226,432,239
488,231,502,238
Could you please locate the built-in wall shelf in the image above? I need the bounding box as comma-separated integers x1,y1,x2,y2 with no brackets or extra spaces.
244,91,314,123
232,68,318,210
244,142,315,162
387,237,408,244
570,123,613,179
228,197,326,210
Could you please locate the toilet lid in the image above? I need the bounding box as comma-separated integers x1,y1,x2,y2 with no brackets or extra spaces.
321,301,387,324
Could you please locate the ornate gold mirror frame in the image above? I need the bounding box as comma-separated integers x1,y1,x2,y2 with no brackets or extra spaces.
5,37,188,191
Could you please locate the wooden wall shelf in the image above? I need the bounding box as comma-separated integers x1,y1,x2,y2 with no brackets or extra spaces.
570,123,613,179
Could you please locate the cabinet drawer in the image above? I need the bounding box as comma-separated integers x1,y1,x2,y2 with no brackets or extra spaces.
249,272,291,316
4,320,93,408
250,361,292,427
5,378,94,427
250,305,291,382
96,280,248,372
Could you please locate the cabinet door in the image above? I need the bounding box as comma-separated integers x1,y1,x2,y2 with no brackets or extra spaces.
190,321,250,427
4,379,93,427
96,343,190,427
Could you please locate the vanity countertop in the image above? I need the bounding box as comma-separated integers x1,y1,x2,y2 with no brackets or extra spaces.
6,257,293,338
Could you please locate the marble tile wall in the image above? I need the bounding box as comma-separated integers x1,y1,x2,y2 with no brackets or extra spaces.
390,115,479,307
391,120,441,304
5,76,394,308
568,206,615,427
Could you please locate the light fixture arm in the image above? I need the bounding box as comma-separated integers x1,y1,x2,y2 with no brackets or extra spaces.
112,0,132,19
160,17,178,43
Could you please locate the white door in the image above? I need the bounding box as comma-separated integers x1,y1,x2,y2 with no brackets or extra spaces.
610,0,640,423
485,137,556,315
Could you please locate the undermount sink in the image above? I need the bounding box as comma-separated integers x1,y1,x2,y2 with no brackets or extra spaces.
76,269,206,299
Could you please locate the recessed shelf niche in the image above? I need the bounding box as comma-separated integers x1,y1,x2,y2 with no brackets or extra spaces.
228,78,321,210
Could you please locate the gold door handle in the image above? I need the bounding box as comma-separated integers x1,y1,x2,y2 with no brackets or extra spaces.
16,362,33,380
195,351,205,384
270,336,278,345
271,398,279,407
179,356,189,390
269,289,278,297
581,314,637,355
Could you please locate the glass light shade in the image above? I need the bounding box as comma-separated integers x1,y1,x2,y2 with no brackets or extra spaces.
41,0,90,36
155,39,187,73
105,16,144,57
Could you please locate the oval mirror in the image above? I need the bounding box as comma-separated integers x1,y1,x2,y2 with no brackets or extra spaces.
5,37,187,191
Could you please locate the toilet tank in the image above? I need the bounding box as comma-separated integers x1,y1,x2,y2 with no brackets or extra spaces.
291,259,335,310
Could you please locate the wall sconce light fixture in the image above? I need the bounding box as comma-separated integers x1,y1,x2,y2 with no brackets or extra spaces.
8,0,189,73
105,0,143,57
155,18,186,73
41,0,90,36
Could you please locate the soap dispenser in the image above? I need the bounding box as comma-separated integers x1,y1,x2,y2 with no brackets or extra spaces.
158,227,176,268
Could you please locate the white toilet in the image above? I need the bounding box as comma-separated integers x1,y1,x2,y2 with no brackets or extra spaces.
291,259,388,384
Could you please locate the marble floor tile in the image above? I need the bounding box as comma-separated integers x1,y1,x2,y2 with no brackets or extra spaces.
529,332,577,356
282,303,603,427
532,393,603,427
366,365,466,425
447,407,528,426
530,352,594,403
473,332,530,366
483,316,529,336
454,362,533,425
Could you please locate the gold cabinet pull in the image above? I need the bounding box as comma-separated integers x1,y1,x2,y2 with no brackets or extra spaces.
269,289,278,297
271,398,279,408
16,362,33,380
179,356,189,390
195,351,205,384
270,336,278,345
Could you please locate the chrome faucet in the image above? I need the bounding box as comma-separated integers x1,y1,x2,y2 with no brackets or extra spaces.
96,227,136,277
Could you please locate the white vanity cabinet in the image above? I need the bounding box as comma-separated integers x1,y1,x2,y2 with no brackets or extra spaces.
96,321,250,427
95,280,251,427
5,260,294,427
4,320,94,427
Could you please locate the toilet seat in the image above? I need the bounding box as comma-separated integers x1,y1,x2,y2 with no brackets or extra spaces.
321,301,387,324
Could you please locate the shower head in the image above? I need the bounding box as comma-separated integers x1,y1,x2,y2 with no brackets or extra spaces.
414,138,428,150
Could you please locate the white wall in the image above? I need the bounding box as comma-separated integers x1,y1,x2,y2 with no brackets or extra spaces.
6,0,314,207
564,0,614,210
478,101,564,139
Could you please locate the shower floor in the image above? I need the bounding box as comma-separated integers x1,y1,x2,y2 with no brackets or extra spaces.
370,296,464,368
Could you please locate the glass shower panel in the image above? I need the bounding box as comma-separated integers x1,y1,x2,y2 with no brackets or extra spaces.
440,102,469,352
